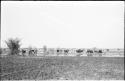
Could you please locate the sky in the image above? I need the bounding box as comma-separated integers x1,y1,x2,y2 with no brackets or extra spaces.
1,1,124,48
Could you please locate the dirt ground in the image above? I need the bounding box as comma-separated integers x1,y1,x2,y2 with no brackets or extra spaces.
0,56,124,80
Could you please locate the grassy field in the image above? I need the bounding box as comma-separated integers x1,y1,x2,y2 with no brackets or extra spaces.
0,55,124,80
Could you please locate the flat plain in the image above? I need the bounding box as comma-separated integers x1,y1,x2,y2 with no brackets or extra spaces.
0,55,124,80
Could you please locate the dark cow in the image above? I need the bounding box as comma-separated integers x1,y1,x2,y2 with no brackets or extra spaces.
76,49,84,56
93,49,103,56
86,49,93,57
29,49,37,56
56,49,63,55
57,49,60,53
98,50,103,56
64,49,69,55
94,49,103,53
22,49,26,53
76,49,83,53
98,50,103,53
87,49,93,53
21,49,26,56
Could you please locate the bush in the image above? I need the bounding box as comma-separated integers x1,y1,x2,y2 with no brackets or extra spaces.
5,38,21,56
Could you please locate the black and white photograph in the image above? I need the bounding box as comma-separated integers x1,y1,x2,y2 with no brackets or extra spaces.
0,1,124,80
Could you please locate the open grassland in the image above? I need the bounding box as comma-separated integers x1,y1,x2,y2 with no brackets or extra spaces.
0,55,124,80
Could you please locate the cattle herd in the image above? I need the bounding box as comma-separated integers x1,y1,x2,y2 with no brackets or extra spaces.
16,48,124,57
1,47,123,57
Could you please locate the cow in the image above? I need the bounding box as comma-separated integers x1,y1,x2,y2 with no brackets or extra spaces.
94,49,102,53
57,49,60,53
86,49,93,57
98,50,103,53
76,49,84,56
64,49,69,53
64,49,69,55
97,49,103,56
21,49,26,56
76,49,83,53
28,49,37,56
93,49,103,56
56,49,63,55
87,49,93,53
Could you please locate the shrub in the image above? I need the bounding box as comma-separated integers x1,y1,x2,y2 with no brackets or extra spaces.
5,38,21,56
